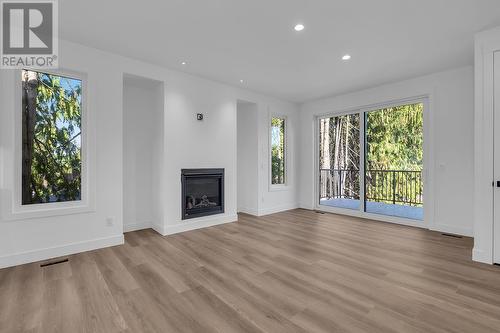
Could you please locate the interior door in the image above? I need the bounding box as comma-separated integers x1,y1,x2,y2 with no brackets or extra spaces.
494,51,500,264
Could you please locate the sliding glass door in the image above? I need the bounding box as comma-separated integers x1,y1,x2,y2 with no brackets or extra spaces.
318,101,424,222
364,103,423,220
318,114,360,210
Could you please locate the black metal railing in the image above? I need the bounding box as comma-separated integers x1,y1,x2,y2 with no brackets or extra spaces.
320,169,423,206
319,169,360,200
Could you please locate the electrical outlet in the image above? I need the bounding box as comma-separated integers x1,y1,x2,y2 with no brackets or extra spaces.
106,217,114,226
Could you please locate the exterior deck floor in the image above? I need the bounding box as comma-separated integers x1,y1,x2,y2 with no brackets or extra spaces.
320,198,423,220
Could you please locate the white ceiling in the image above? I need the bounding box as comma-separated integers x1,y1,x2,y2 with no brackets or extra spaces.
60,0,500,103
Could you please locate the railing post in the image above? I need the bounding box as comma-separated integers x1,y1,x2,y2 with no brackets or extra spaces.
392,171,396,204
339,170,343,198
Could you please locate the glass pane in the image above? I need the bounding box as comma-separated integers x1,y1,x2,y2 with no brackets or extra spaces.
271,117,286,184
186,177,222,209
365,103,423,220
21,70,83,205
318,114,360,209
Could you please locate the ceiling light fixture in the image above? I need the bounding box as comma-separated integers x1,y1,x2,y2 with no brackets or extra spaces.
239,79,244,83
294,24,305,32
181,61,187,65
342,54,351,61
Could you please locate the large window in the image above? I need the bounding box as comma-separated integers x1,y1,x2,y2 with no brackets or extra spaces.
271,116,286,185
318,101,424,221
21,69,83,205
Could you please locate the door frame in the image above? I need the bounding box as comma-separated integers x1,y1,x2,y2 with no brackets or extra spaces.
473,27,500,264
313,96,434,230
494,51,500,264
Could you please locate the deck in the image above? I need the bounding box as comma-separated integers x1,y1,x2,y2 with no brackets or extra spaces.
319,198,423,220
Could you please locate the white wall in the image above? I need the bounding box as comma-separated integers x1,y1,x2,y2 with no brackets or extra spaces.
0,43,125,268
256,105,299,216
237,102,258,214
123,76,164,232
0,40,299,268
299,66,474,236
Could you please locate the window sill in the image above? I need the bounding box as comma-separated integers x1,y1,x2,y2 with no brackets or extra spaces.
269,184,291,192
3,201,95,221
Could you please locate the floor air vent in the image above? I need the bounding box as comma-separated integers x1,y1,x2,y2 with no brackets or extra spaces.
40,258,68,267
441,233,462,239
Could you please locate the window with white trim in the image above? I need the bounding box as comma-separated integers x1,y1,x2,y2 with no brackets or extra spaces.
270,116,286,185
21,69,83,205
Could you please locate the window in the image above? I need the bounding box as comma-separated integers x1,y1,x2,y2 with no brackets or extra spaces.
21,69,83,205
318,113,360,209
271,116,286,185
317,100,425,221
364,102,423,219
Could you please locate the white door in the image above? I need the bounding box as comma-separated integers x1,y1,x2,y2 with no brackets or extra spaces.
494,51,500,264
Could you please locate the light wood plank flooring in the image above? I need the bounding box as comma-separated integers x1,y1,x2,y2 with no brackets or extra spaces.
1,209,500,332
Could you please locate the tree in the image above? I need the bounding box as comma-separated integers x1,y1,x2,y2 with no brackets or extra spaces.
271,117,285,184
319,114,360,199
366,103,423,171
22,70,82,204
365,103,423,205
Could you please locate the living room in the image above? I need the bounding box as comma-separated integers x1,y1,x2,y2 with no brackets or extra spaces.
1,1,500,332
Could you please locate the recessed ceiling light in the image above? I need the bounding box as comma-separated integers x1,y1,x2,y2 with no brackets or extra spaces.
294,24,305,32
181,61,187,65
342,54,351,61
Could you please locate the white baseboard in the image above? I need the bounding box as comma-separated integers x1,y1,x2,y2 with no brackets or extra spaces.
0,234,124,269
237,207,259,216
164,214,238,235
152,222,166,235
124,221,151,232
299,203,315,210
430,223,473,237
472,247,493,264
258,203,299,216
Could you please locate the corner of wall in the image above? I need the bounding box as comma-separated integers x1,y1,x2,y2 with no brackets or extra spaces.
472,247,493,265
124,221,152,233
257,203,299,216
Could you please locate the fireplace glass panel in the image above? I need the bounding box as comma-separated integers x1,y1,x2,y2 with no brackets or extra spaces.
181,169,224,220
185,177,221,211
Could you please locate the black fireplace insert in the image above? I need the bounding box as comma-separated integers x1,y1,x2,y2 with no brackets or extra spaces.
181,168,224,220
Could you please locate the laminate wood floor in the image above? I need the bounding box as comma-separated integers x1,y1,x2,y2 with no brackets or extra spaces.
1,209,500,333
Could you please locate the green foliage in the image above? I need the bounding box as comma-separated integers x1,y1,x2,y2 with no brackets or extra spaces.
22,70,82,204
365,103,423,206
366,103,423,171
271,117,285,184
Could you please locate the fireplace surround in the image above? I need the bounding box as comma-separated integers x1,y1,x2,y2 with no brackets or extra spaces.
181,169,224,220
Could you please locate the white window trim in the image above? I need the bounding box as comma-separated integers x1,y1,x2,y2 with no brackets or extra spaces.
269,114,289,191
3,68,95,221
313,95,434,230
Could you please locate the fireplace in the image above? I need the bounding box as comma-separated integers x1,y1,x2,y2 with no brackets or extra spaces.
181,169,224,220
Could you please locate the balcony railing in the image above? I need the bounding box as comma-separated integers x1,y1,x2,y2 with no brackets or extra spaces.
320,169,423,206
